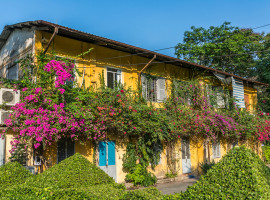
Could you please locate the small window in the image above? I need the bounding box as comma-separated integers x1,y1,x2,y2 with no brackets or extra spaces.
212,142,221,158
212,86,225,108
57,138,75,163
141,74,166,102
107,67,121,89
7,64,18,80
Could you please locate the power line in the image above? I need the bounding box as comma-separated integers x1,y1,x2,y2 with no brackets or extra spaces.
253,23,270,30
79,23,270,63
95,46,176,62
76,49,270,69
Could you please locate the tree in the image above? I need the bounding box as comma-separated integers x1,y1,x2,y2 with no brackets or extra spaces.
175,22,265,78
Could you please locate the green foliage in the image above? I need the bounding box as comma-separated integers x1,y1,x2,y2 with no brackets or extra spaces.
175,22,265,77
125,164,157,187
0,161,33,188
199,160,215,174
120,187,162,200
25,153,115,189
1,185,125,200
262,145,270,164
165,172,178,178
169,146,270,199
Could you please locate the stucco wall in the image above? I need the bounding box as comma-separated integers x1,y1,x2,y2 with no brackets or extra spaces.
0,28,34,78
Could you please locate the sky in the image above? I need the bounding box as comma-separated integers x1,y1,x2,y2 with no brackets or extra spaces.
0,0,270,57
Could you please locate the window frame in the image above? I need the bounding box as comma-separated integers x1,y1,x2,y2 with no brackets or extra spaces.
106,66,122,89
212,141,221,159
57,138,75,163
141,74,166,102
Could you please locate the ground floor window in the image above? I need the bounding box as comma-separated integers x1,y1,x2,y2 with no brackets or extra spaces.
57,138,75,163
212,142,221,158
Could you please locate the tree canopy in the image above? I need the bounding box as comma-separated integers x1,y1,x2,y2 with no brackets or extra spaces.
175,22,266,78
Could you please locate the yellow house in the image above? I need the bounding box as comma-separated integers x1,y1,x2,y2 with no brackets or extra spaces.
0,20,267,183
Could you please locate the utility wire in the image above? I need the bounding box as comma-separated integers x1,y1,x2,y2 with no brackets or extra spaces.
253,23,270,29
95,46,176,62
82,23,270,63
76,49,270,69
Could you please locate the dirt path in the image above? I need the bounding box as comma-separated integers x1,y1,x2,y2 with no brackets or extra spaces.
156,178,198,195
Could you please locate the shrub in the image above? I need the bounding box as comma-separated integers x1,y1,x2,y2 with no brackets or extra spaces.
125,164,157,187
165,172,178,178
1,185,125,200
169,146,270,199
0,161,33,188
199,160,215,174
120,187,162,200
25,153,116,189
262,145,270,163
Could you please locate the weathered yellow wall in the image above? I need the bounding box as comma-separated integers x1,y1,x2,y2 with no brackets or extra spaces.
32,30,262,182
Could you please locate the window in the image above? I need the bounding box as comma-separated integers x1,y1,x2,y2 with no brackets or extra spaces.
212,86,225,108
7,64,18,80
212,142,221,158
57,138,75,163
141,74,166,102
107,67,121,89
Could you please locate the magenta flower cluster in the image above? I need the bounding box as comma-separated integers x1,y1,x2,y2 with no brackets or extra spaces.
45,60,74,88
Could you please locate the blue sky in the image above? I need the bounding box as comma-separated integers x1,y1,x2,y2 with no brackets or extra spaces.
1,0,270,57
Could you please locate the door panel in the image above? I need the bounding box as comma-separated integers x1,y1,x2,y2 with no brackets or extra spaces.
99,141,117,181
181,138,191,174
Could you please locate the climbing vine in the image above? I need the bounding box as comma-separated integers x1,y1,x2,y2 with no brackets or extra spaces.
2,52,270,186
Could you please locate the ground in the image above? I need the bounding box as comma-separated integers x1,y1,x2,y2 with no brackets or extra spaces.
156,178,198,195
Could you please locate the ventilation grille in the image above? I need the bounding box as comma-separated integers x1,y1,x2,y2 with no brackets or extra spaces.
2,91,15,104
1,111,10,123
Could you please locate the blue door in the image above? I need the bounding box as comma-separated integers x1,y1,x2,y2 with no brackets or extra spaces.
99,141,116,181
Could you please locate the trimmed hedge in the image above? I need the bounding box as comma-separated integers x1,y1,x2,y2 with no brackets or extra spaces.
166,146,270,200
0,161,33,188
1,185,125,200
25,153,116,189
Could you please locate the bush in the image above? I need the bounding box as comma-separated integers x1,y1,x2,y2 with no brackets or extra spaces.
169,146,270,199
25,153,116,189
0,161,33,188
120,187,162,200
199,160,215,174
262,145,270,163
1,185,125,200
125,164,157,187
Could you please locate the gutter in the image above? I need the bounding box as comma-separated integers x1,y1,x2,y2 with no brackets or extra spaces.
43,26,58,54
138,54,156,85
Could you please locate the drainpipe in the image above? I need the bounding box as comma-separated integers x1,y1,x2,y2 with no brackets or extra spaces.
43,26,59,54
138,54,156,85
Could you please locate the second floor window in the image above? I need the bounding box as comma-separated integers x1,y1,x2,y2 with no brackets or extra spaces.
7,63,19,80
107,67,122,89
141,74,166,102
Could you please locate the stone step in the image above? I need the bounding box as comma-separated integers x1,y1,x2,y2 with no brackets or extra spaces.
157,174,196,184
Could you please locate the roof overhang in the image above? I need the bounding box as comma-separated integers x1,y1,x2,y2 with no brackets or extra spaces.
0,20,268,87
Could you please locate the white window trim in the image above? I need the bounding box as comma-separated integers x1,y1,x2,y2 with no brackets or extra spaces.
212,142,221,159
105,66,123,88
141,74,166,102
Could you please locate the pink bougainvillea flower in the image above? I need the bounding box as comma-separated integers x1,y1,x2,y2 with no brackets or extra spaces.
133,127,136,130
58,88,65,94
34,143,41,149
36,137,43,142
